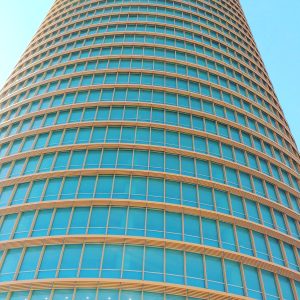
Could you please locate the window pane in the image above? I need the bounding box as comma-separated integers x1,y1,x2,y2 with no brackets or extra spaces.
166,250,184,284
184,215,200,243
237,227,253,256
88,207,108,234
186,252,204,287
206,256,224,291
202,218,218,247
225,260,244,295
32,209,52,237
144,247,164,282
108,207,126,235
50,208,71,236
80,244,102,278
13,211,34,239
18,247,41,280
199,186,214,210
123,245,143,279
261,270,279,300
69,207,90,234
38,245,62,278
244,265,263,299
0,248,22,281
146,210,164,238
127,208,145,236
0,214,17,240
59,244,82,278
166,212,182,241
102,245,123,278
220,222,236,251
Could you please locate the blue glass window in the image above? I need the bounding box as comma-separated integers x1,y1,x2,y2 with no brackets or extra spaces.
237,227,253,256
60,177,79,199
0,214,16,240
215,190,229,214
166,212,182,241
166,250,184,284
278,276,294,300
50,208,71,236
253,232,269,261
88,207,108,235
0,248,22,281
59,244,82,278
220,222,236,251
199,186,214,211
127,208,145,236
206,256,224,291
148,178,164,202
130,177,146,200
78,176,96,198
261,270,279,300
184,215,200,243
18,247,41,280
32,209,52,237
108,207,126,235
182,183,198,207
13,211,34,239
269,237,285,266
186,252,204,288
244,266,263,300
144,247,163,282
27,180,45,203
102,245,123,278
246,199,260,224
225,260,244,295
123,246,143,279
113,176,130,199
69,207,89,234
80,244,102,278
231,195,245,219
44,178,62,201
38,245,62,279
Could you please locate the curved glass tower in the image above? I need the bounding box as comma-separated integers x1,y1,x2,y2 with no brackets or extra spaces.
0,0,299,299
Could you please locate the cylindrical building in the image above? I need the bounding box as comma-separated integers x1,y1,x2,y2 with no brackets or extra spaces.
0,0,299,299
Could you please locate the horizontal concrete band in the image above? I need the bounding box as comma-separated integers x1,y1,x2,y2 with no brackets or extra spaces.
0,123,299,203
0,167,298,221
1,54,288,147
7,7,259,89
26,0,256,66
4,36,285,136
1,21,276,111
0,87,298,165
0,278,252,299
14,19,258,87
0,235,299,281
15,4,257,72
2,47,270,119
0,100,297,179
0,140,298,209
0,198,299,248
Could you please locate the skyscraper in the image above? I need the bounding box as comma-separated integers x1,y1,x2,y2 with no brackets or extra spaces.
0,0,299,299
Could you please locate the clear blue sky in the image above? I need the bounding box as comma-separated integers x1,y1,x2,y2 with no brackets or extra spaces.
0,0,299,148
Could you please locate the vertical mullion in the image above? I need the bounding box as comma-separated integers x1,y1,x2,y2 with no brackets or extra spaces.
12,246,26,281
54,243,65,279
8,211,20,241
34,244,46,280
85,205,93,234
27,208,39,238
76,243,86,278
66,206,75,235
47,208,56,236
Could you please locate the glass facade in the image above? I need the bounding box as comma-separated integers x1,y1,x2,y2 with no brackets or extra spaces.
0,0,299,299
